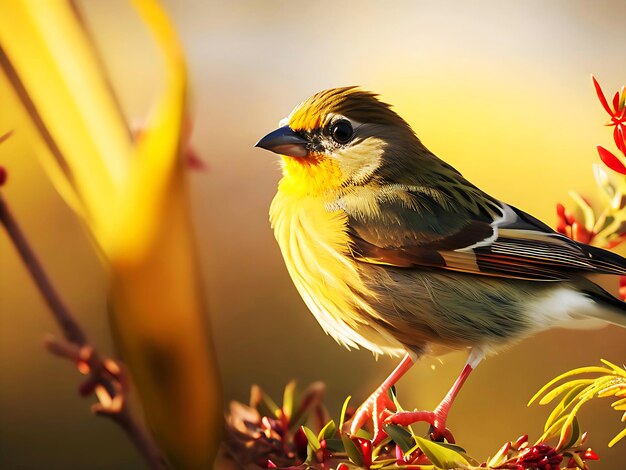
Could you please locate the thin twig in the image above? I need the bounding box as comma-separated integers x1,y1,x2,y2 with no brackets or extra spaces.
0,189,167,469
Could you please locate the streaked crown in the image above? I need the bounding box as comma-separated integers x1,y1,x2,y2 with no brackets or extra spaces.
287,87,411,133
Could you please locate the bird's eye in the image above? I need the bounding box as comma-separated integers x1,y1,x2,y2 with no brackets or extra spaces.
330,119,354,144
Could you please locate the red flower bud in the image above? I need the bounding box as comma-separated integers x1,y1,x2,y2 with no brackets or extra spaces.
583,448,599,460
514,434,528,450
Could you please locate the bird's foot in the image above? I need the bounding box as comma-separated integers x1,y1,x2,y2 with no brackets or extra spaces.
349,388,397,442
385,408,455,443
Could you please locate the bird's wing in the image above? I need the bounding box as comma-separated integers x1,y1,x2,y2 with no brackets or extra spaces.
345,184,626,281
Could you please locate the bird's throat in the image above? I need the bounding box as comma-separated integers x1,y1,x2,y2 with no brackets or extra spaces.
278,155,344,197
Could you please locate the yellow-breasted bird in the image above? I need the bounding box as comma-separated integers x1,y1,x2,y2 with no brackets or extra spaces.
255,87,626,440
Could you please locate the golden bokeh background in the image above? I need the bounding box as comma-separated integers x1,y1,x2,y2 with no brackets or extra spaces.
1,0,626,468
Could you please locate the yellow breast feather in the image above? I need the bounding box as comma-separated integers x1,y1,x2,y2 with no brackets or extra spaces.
270,185,404,357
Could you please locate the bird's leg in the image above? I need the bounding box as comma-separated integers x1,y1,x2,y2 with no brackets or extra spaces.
349,353,415,441
386,350,484,441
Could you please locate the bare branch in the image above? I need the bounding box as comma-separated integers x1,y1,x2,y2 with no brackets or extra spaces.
0,188,167,469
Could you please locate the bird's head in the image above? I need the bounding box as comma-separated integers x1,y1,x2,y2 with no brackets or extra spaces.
256,87,425,196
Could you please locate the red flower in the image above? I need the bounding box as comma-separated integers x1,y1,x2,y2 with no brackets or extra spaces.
593,77,626,172
556,203,595,244
514,443,563,470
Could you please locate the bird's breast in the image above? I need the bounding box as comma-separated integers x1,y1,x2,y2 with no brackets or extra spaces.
269,187,404,356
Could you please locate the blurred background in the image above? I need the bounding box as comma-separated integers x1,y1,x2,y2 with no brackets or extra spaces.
1,0,626,468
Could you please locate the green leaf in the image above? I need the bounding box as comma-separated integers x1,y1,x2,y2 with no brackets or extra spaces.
372,436,392,460
414,435,469,469
323,438,344,452
394,466,437,470
251,385,281,418
561,416,581,450
354,428,372,440
318,419,336,442
609,427,626,447
341,434,363,467
369,458,398,469
302,425,321,452
528,366,611,406
539,415,568,442
437,442,468,455
282,380,297,421
389,385,408,414
543,383,589,431
486,441,511,468
339,395,351,431
384,424,413,453
568,451,586,469
600,358,626,375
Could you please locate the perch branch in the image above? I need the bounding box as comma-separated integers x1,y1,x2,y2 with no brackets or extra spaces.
0,186,167,469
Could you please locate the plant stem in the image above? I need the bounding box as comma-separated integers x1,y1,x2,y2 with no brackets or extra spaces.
0,194,86,345
0,192,167,469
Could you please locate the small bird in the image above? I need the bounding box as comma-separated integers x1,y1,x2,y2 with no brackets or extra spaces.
255,87,626,440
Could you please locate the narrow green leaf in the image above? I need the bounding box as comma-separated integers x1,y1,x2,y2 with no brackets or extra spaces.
372,436,392,460
414,435,469,469
569,451,585,469
394,466,436,470
539,379,594,406
557,395,593,450
339,395,351,431
539,415,568,443
438,442,479,466
610,396,626,409
318,419,336,442
282,380,297,421
306,442,314,463
256,391,281,418
384,424,413,453
341,434,363,467
369,458,397,469
487,441,511,468
302,425,321,452
355,428,372,440
609,427,626,447
600,358,626,375
562,416,581,450
437,442,467,454
544,383,589,431
528,367,612,406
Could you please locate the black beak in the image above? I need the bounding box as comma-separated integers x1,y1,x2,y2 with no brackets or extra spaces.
255,125,309,157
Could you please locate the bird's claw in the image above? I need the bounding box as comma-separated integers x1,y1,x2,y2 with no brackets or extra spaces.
385,410,455,443
349,388,397,442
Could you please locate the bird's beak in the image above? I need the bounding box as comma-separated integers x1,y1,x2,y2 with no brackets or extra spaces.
255,125,309,157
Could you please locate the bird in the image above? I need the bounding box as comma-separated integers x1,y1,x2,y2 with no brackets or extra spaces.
255,87,626,441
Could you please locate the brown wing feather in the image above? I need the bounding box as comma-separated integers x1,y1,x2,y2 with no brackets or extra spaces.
348,201,626,281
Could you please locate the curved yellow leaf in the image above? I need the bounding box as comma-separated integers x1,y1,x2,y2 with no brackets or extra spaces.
106,0,186,262
0,0,132,241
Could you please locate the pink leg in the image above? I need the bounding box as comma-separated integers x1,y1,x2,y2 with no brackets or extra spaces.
349,353,415,438
386,353,481,439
